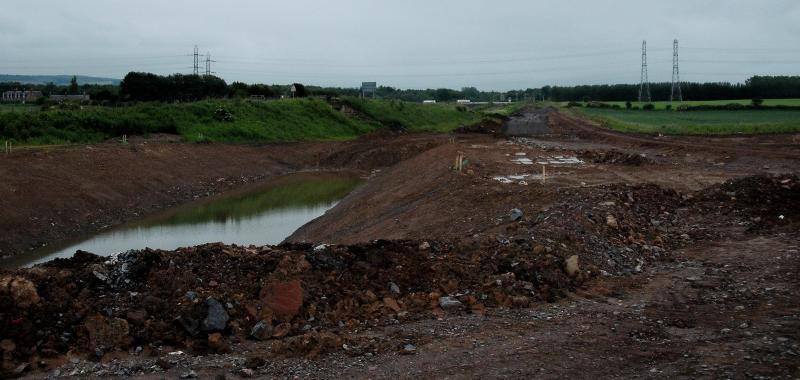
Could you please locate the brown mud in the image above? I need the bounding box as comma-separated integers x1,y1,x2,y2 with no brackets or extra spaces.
1,108,799,379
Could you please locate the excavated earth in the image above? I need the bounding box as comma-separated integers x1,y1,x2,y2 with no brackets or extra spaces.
1,108,799,379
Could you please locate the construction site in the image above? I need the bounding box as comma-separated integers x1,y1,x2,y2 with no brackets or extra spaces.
0,106,798,378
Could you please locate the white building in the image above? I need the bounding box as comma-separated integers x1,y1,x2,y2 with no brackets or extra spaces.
1,90,43,103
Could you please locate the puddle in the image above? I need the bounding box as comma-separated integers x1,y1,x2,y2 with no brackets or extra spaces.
2,173,362,268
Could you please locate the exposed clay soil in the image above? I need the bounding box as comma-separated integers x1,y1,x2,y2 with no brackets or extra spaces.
0,132,445,262
1,108,799,379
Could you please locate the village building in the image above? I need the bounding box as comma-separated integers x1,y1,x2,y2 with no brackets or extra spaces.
1,90,44,103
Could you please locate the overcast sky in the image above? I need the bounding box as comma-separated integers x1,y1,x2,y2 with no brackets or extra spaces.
1,0,799,90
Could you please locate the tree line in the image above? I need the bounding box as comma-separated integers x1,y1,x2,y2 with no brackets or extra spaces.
540,76,800,102
2,72,798,104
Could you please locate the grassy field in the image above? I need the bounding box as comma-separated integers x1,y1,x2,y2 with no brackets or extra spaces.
0,99,379,144
178,99,377,143
0,98,492,145
478,102,535,117
575,107,800,135
0,104,40,113
342,98,484,132
576,99,800,110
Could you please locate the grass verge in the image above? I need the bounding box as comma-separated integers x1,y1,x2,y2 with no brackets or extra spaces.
341,97,484,132
0,99,377,144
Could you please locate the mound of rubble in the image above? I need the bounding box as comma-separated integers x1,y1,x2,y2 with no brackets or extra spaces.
455,118,505,135
0,238,586,377
581,150,653,166
0,175,795,377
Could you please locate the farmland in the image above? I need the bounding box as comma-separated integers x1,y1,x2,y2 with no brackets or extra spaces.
591,98,800,110
574,106,800,135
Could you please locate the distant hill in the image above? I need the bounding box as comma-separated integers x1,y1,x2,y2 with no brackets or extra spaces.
0,74,121,86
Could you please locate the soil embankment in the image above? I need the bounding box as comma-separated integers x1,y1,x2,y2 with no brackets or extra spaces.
289,109,800,245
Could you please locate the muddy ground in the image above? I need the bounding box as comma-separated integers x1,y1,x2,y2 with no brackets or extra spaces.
1,108,799,379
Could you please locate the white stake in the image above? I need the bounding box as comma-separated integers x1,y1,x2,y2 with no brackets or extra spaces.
542,165,546,184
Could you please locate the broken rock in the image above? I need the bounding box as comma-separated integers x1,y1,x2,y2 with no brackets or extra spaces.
272,322,292,338
208,332,229,353
383,297,402,313
606,215,620,229
78,315,130,354
250,320,274,341
401,344,417,355
0,276,40,309
202,298,230,332
565,255,580,277
438,296,462,311
259,279,303,321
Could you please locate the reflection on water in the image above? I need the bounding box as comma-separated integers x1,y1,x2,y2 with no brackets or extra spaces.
3,174,361,268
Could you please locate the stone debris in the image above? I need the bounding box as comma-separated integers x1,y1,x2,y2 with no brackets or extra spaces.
536,156,584,165
438,297,463,311
401,344,417,355
0,174,796,378
250,320,274,341
0,276,40,309
202,298,230,331
493,173,544,185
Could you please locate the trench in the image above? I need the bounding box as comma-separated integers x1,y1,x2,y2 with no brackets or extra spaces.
0,172,362,269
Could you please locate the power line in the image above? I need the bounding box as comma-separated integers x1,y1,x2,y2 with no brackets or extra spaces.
193,45,200,75
213,49,655,69
638,40,651,103
671,39,682,103
204,52,216,76
212,62,640,79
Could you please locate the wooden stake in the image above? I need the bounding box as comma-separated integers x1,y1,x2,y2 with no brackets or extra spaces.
542,165,546,184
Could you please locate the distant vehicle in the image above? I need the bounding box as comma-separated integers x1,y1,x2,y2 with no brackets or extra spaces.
423,100,437,104
456,99,471,104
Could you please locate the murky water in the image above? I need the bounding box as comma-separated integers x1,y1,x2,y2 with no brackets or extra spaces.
2,173,361,268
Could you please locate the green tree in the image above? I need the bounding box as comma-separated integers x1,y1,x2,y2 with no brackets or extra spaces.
69,76,79,94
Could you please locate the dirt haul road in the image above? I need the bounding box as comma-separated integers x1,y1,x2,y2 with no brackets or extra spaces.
1,108,799,379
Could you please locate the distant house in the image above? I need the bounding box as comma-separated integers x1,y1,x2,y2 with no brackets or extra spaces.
50,94,90,102
1,90,43,103
422,100,437,104
456,99,471,104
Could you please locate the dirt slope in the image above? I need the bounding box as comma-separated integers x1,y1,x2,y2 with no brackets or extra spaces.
0,133,445,262
290,109,800,245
